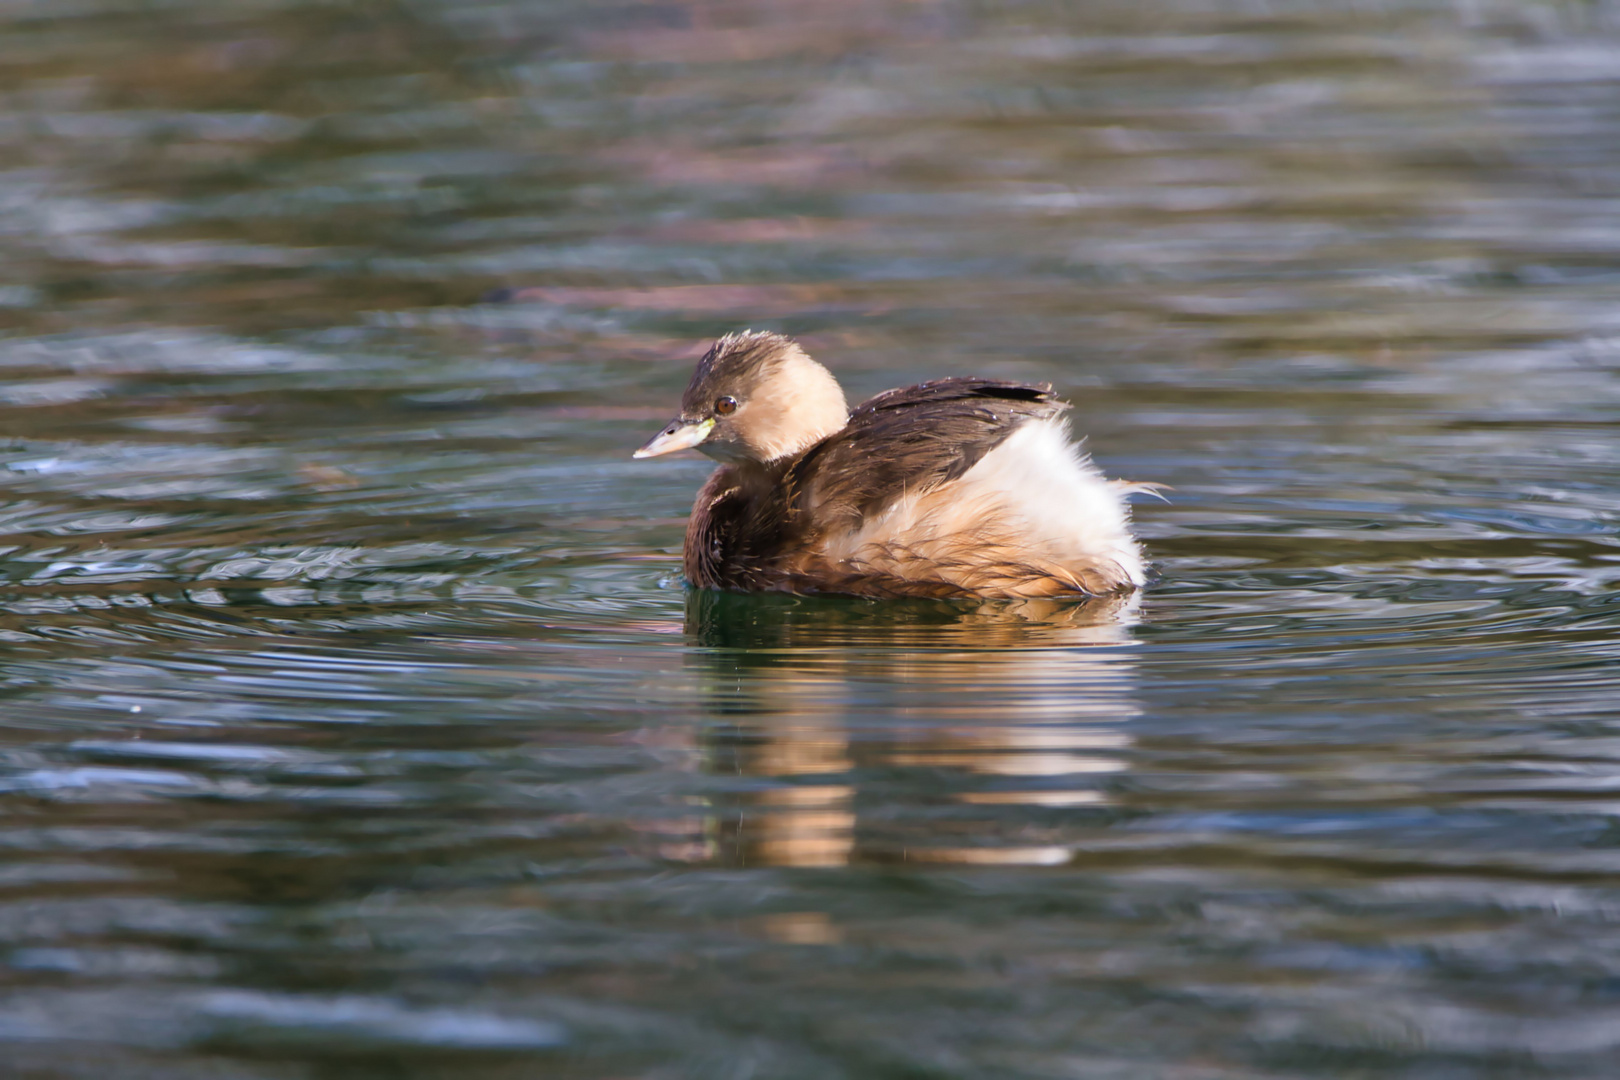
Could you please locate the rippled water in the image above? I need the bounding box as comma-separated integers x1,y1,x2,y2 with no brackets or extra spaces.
2,0,1619,1075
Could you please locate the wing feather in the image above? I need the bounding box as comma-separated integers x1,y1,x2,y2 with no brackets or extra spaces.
788,377,1068,527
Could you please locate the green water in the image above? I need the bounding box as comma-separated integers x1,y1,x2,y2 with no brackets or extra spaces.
1,1,1619,1076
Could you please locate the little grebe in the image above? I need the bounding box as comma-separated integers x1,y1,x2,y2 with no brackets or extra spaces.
635,331,1151,599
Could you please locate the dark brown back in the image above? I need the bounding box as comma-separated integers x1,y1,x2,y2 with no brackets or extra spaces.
787,377,1068,529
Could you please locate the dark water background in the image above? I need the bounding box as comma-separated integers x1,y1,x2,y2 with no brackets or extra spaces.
2,1,1619,1076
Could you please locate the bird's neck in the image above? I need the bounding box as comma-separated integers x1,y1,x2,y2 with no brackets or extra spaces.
746,352,850,463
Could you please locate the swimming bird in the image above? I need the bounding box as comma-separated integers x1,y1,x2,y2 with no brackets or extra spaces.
634,331,1150,599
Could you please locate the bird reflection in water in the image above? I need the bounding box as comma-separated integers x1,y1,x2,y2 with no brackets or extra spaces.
670,589,1142,873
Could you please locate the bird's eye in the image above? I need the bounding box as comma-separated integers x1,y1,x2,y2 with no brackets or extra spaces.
714,396,738,416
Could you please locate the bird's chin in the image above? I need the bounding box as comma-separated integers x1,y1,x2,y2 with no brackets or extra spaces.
698,440,752,465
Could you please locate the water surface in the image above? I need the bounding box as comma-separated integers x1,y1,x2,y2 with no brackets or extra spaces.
2,1,1619,1076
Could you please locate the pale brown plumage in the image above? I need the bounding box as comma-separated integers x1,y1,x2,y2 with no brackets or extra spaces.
635,331,1149,600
